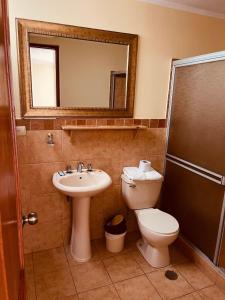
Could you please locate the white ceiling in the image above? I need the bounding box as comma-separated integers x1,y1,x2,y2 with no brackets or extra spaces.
141,0,225,19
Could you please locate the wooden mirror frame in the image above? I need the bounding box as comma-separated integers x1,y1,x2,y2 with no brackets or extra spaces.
17,19,138,118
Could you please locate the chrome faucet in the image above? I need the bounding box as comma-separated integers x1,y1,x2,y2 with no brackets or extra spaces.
77,161,84,173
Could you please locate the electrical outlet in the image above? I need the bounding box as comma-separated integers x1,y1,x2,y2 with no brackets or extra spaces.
16,126,27,136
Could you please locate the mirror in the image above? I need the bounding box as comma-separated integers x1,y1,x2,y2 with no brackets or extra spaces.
17,19,138,118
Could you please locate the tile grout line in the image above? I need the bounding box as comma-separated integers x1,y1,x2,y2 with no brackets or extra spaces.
99,254,123,300
31,252,38,300
142,273,163,300
175,262,215,292
171,290,203,300
146,267,194,299
63,244,79,296
77,283,119,299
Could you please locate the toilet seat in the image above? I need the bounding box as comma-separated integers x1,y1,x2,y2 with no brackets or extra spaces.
135,208,179,235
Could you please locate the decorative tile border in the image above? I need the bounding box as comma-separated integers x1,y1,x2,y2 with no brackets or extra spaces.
15,118,167,130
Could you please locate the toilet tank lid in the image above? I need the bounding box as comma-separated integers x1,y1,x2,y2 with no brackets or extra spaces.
123,167,163,181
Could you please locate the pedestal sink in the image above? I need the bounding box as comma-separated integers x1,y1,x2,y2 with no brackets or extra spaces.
53,169,112,262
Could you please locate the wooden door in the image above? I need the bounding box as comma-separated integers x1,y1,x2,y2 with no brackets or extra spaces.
0,0,24,299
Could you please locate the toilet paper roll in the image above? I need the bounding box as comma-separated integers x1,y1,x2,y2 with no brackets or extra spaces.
138,160,151,172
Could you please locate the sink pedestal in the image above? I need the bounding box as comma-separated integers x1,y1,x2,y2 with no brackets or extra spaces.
70,196,91,262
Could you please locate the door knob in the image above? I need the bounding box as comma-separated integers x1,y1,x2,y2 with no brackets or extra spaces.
22,212,38,226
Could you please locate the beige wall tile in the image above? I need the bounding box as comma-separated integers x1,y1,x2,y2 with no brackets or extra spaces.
26,130,63,163
23,220,63,253
17,135,28,164
33,247,68,276
22,162,65,195
18,128,166,252
27,192,63,223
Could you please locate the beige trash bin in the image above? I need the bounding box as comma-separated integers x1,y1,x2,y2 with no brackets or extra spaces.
105,231,127,253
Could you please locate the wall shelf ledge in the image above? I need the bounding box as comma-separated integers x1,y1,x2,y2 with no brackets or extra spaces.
61,125,148,131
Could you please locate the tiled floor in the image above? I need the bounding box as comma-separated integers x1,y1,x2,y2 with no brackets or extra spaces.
24,233,225,300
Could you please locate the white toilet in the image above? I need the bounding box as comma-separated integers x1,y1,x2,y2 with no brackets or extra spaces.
121,165,179,268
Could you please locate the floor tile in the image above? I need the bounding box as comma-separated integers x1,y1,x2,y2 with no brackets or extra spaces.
78,285,119,300
24,253,34,274
170,245,190,266
33,247,68,276
175,292,202,299
198,285,225,299
175,263,213,290
103,252,144,282
56,296,79,300
130,250,156,273
147,266,194,299
25,274,36,300
24,254,36,300
70,261,111,292
35,268,76,300
115,275,161,300
65,244,100,267
93,232,138,259
93,238,115,259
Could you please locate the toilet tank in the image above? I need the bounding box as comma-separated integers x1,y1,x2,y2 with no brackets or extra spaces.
121,173,163,210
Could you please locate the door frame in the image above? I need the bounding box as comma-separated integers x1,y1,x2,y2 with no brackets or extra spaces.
0,0,24,298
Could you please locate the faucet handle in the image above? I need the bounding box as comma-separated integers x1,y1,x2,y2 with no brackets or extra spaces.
87,163,93,171
66,164,73,173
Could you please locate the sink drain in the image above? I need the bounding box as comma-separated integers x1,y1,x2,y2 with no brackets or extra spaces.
165,270,178,280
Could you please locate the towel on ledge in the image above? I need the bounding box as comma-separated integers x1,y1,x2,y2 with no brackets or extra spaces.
123,167,162,181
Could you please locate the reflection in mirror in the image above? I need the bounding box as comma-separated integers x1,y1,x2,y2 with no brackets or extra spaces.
17,19,138,117
29,34,128,109
30,44,59,107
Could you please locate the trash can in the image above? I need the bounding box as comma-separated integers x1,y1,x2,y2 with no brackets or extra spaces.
104,214,127,253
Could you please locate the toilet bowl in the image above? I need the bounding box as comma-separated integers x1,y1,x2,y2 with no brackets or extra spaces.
121,165,179,268
135,208,179,267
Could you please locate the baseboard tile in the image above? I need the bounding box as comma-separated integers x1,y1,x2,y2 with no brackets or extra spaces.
176,235,225,292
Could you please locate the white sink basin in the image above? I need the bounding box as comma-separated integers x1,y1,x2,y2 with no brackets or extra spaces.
52,169,111,262
53,169,112,197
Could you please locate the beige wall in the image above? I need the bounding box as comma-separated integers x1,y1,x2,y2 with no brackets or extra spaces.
9,0,225,118
30,35,127,107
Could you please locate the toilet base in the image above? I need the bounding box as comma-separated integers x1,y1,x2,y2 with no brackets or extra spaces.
137,238,170,268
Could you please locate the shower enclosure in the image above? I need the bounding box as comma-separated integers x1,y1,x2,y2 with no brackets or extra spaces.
162,52,225,270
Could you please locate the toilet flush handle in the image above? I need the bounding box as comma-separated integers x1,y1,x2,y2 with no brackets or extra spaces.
129,183,136,188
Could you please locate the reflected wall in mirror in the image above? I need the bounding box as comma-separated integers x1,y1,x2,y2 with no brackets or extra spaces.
29,34,128,108
17,19,138,118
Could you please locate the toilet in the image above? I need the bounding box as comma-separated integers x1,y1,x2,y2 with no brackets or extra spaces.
121,165,179,268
